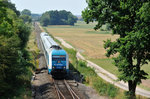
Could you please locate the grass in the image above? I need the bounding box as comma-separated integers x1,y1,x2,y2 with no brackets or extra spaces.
27,28,40,69
86,30,111,34
47,21,97,29
142,63,150,79
46,21,119,59
90,58,120,76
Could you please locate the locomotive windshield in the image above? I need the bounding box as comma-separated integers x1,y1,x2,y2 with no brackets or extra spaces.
52,55,66,61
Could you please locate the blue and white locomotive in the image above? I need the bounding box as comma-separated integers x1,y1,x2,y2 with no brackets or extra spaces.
40,32,69,76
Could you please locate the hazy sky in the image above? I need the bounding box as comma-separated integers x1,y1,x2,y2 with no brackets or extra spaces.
11,0,88,15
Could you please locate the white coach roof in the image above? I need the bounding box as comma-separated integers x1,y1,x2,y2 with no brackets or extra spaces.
40,32,59,49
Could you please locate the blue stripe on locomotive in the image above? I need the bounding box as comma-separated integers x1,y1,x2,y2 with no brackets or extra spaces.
52,49,66,55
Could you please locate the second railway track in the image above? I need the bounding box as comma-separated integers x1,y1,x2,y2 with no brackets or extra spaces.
53,79,80,99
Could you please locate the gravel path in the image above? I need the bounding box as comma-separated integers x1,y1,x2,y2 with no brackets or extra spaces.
55,36,150,98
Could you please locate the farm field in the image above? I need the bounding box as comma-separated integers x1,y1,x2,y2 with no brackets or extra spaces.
45,21,150,90
46,21,117,59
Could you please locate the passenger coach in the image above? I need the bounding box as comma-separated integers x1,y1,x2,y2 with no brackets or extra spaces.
40,32,69,76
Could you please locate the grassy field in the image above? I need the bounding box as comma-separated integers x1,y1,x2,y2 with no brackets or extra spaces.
46,21,118,59
45,21,150,91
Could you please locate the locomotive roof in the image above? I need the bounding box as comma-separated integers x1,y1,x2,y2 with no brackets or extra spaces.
52,49,67,56
41,32,60,49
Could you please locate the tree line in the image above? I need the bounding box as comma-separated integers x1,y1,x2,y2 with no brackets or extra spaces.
82,0,150,98
0,0,33,98
40,10,78,26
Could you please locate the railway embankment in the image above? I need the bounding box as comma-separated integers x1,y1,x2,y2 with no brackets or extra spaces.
55,36,150,98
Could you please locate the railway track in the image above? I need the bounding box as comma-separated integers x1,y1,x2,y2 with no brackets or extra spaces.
53,79,80,99
34,22,83,99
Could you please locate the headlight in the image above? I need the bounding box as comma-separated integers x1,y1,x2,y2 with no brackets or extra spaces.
53,66,55,69
64,66,66,69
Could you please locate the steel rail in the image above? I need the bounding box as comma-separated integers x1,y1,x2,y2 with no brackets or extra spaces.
52,78,80,99
64,79,75,99
64,79,80,99
53,79,66,99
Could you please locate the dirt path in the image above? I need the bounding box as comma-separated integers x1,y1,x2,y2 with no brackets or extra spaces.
55,36,150,98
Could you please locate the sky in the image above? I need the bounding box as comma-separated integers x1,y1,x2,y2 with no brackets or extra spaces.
11,0,88,15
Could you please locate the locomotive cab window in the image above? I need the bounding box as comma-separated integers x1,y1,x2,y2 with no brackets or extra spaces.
52,55,66,61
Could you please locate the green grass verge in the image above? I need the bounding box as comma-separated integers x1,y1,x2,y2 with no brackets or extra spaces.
141,63,150,79
90,57,150,78
46,21,97,29
86,30,111,34
46,21,111,32
89,58,120,76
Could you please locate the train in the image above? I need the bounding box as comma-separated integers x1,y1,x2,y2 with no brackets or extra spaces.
40,32,69,76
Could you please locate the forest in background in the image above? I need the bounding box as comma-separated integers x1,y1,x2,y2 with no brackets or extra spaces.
40,10,78,26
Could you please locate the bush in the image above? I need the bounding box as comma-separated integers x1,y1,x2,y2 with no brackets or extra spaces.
106,23,111,31
100,28,104,31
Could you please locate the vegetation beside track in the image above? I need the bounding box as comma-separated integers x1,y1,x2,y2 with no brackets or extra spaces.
27,27,40,70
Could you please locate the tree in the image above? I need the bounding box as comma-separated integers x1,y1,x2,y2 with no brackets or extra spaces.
0,0,32,98
40,10,78,26
20,15,32,23
82,0,150,98
40,12,50,26
67,13,78,25
21,9,31,16
1,0,20,16
20,9,32,23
